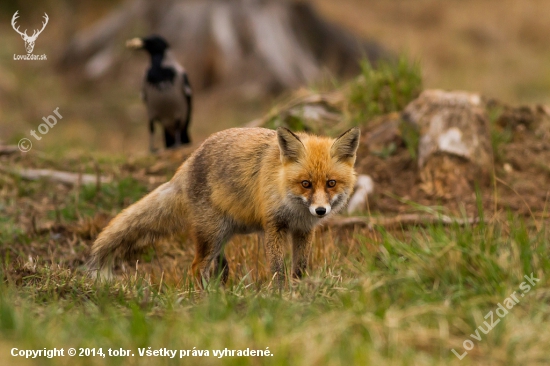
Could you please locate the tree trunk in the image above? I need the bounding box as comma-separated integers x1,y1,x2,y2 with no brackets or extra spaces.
60,0,389,94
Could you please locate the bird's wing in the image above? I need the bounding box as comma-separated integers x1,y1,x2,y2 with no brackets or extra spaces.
181,72,192,127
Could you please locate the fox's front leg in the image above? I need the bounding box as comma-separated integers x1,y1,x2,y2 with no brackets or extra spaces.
265,224,287,288
291,230,313,279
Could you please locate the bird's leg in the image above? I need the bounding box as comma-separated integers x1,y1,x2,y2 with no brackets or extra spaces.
180,128,191,144
149,120,157,153
182,73,192,144
163,128,176,148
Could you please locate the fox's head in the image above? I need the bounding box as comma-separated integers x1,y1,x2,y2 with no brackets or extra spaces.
277,127,361,219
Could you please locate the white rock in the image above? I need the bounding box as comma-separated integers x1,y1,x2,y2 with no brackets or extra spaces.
347,175,374,214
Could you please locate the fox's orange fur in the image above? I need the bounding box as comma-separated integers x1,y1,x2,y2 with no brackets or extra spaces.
89,127,360,286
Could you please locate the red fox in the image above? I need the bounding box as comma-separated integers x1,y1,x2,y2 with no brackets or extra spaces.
89,127,360,286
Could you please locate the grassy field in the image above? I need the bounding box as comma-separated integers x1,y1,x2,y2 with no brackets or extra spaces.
1,196,549,365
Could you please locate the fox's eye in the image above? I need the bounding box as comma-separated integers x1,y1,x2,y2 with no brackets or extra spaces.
327,180,336,188
301,180,312,189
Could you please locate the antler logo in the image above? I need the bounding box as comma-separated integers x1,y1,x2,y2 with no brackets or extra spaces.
11,11,49,54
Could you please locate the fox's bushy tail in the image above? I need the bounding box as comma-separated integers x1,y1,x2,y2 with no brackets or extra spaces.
88,181,186,278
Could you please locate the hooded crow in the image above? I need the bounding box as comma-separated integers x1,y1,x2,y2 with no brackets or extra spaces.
126,35,192,151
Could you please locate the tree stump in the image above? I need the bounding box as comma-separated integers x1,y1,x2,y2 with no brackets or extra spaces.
402,90,493,198
60,0,389,94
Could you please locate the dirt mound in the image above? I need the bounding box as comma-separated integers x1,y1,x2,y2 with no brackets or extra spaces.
355,97,550,218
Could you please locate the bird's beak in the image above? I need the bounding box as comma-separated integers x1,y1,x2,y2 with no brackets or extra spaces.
126,38,144,49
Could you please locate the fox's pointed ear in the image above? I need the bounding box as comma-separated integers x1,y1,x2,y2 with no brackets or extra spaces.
331,127,361,163
277,127,305,163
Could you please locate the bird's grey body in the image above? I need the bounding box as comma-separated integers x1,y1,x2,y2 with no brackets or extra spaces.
142,51,191,149
127,36,192,151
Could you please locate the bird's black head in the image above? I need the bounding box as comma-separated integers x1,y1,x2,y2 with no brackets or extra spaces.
127,35,170,56
142,35,170,55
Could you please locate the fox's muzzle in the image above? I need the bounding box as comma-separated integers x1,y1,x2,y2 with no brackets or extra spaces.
309,205,331,217
308,189,332,217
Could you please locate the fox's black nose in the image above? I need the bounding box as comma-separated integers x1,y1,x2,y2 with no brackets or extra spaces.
315,207,327,216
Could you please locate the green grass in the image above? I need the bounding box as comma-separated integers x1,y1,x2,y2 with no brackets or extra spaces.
348,56,423,124
260,56,422,138
1,217,550,365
